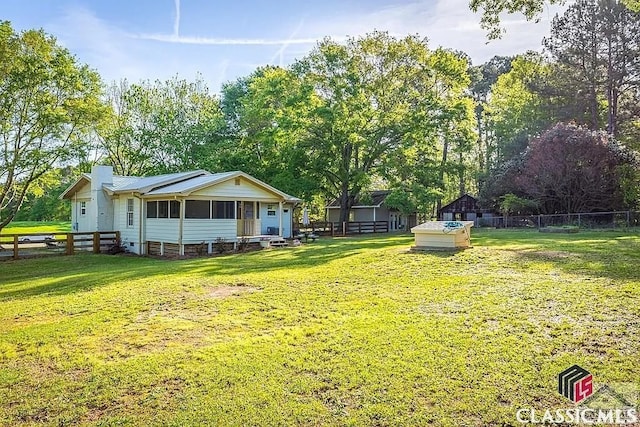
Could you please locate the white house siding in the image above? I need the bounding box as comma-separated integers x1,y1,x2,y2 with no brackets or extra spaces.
146,218,180,243
70,181,93,232
114,197,142,254
182,219,237,243
259,202,293,238
192,177,280,201
71,198,92,232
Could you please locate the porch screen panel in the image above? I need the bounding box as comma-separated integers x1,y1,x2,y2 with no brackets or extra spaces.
158,201,169,218
185,200,210,219
146,201,158,218
213,201,235,219
169,200,180,218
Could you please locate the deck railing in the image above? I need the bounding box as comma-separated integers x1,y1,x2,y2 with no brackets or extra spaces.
237,219,261,236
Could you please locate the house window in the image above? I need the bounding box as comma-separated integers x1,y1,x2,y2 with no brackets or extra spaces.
157,201,169,218
256,202,260,219
234,178,241,186
170,200,180,219
146,201,157,218
146,200,178,219
126,199,134,227
185,200,210,219
212,201,235,219
80,201,86,216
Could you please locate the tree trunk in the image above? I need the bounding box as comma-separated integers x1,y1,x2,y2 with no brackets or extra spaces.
436,135,449,214
338,182,353,224
458,151,465,196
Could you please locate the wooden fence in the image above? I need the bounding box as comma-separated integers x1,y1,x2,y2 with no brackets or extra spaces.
297,221,390,236
0,231,120,260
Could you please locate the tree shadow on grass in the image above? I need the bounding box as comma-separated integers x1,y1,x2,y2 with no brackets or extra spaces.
0,236,413,301
0,254,168,301
176,235,413,277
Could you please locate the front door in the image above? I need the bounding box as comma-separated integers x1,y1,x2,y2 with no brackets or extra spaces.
243,202,255,235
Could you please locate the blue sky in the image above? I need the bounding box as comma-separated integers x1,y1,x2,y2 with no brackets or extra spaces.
3,0,566,92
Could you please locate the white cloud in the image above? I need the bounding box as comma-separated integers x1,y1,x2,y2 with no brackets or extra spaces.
43,0,570,93
297,0,568,64
136,33,325,46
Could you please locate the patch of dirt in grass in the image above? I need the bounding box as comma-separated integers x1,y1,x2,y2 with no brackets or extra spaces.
208,284,261,299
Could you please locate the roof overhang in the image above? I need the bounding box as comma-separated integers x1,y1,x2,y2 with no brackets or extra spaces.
59,175,91,200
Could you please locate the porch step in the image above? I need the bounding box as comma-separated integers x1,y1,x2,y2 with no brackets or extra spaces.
268,238,288,248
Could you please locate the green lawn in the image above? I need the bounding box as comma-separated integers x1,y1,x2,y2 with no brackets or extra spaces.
1,230,639,426
1,221,71,235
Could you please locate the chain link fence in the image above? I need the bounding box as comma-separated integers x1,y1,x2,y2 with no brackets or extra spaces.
477,211,640,230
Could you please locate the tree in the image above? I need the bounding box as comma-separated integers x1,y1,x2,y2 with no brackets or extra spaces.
514,123,638,213
543,0,640,136
13,168,74,221
95,76,222,176
469,0,640,39
470,55,513,177
485,54,556,165
0,21,103,231
295,32,474,223
218,67,320,199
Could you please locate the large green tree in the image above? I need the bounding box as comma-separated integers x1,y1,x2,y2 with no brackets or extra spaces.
0,21,103,231
95,76,222,176
218,67,319,199
485,54,556,165
294,32,475,222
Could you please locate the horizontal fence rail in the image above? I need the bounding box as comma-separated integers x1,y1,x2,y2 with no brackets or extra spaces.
477,211,640,230
297,221,390,236
0,231,120,260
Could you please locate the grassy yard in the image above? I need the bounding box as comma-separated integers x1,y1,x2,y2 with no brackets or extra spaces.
1,230,639,426
1,221,71,235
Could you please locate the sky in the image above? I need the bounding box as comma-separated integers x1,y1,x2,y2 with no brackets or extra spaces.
3,0,567,92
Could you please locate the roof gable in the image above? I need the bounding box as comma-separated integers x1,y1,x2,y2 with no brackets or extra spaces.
60,174,91,199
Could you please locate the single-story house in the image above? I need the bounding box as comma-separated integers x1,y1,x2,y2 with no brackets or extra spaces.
438,194,494,225
325,190,418,231
61,166,300,255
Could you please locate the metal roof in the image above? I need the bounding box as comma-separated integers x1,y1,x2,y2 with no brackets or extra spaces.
144,172,237,195
113,170,208,193
144,171,301,202
61,169,301,202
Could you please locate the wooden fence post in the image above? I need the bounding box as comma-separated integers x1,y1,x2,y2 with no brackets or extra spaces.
342,222,346,236
66,233,74,255
93,232,100,253
13,235,18,260
373,222,377,233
